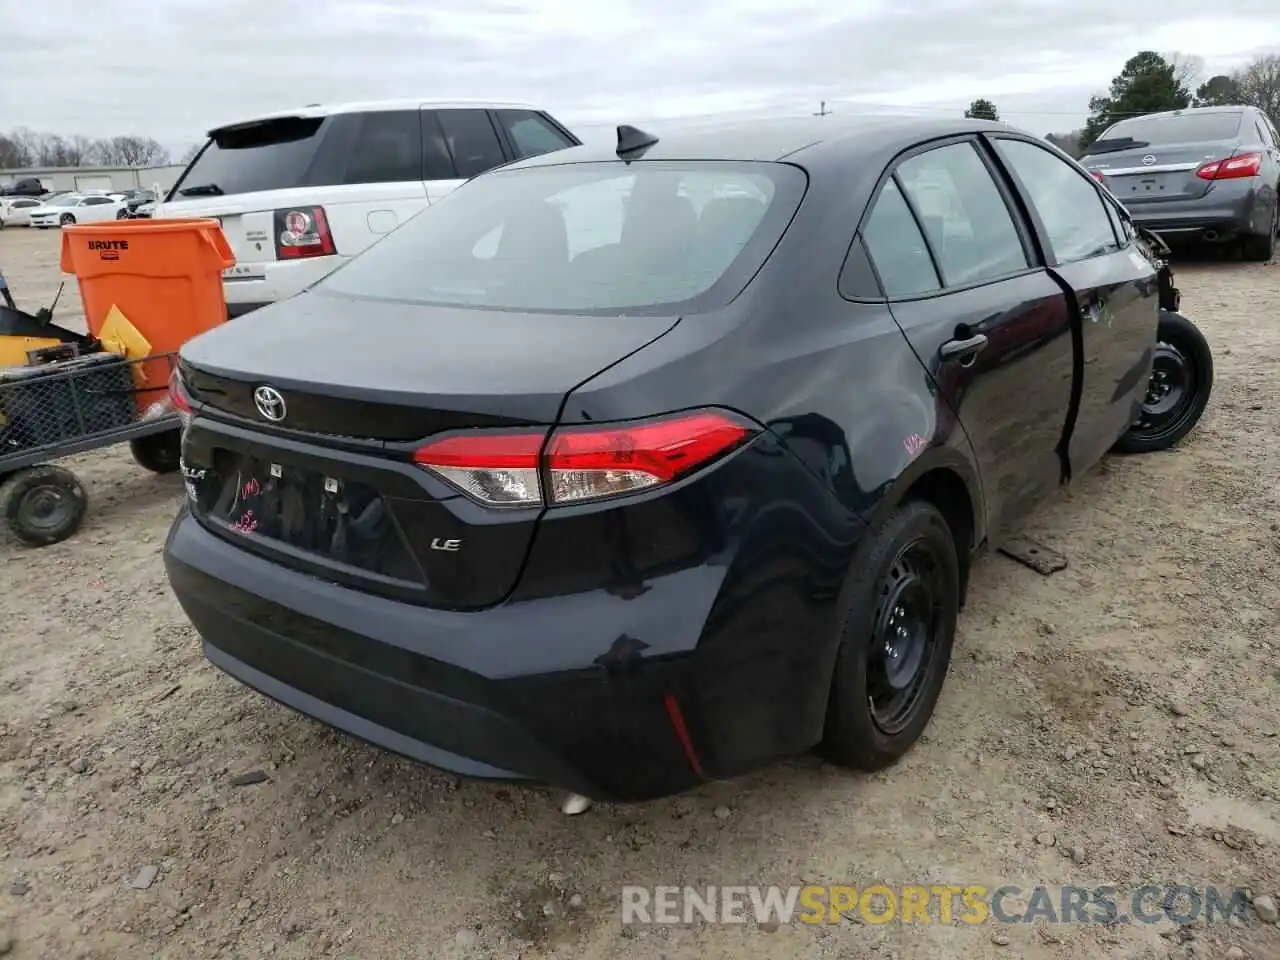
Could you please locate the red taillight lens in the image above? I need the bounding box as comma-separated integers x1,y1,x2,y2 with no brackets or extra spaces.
1196,152,1263,181
168,369,192,427
1089,170,1106,183
274,205,336,258
412,410,756,508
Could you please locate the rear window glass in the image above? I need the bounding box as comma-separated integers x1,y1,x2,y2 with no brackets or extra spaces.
173,116,327,198
318,161,806,315
1101,112,1243,144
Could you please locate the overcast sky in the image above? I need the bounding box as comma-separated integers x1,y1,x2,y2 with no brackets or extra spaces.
3,0,1278,155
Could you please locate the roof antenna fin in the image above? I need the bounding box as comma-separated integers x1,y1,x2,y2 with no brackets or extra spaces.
616,124,659,162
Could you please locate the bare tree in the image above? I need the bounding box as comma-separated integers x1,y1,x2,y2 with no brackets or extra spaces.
1166,52,1204,94
94,135,171,167
1234,54,1280,125
0,133,30,168
177,142,202,165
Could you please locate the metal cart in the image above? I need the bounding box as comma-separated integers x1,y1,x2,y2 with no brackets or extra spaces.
0,346,181,548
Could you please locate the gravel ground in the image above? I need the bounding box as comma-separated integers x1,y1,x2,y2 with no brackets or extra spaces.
0,226,1278,960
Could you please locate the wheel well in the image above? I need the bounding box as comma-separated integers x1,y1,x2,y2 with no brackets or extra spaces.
904,468,975,608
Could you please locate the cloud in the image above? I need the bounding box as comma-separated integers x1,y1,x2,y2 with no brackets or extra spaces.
1,0,1276,152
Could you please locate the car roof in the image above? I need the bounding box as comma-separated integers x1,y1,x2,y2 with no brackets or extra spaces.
207,98,540,135
1113,105,1251,121
507,114,1018,168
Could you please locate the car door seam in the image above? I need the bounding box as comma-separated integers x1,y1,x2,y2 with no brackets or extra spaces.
1042,266,1085,485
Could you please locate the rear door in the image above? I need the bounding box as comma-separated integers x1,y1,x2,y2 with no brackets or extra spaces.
426,109,507,203
1081,111,1245,207
990,135,1160,475
862,137,1075,541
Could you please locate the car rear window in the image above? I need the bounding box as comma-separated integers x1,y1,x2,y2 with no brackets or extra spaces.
173,116,328,198
317,160,806,315
1102,112,1243,144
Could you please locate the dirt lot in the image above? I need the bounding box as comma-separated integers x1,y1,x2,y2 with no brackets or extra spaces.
1,224,1278,960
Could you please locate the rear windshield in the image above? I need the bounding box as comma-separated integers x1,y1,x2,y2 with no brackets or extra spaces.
1102,112,1243,145
171,116,327,198
317,160,806,315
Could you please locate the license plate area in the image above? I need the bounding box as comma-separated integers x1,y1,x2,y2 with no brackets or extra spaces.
201,450,422,582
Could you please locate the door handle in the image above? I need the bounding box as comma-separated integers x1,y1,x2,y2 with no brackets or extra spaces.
939,334,988,361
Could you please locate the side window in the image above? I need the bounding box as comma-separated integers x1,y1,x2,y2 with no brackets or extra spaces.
436,109,506,179
494,110,574,160
1266,118,1279,146
994,138,1120,263
340,111,422,184
1255,119,1274,147
895,141,1030,286
861,178,942,299
419,111,460,181
85,196,111,205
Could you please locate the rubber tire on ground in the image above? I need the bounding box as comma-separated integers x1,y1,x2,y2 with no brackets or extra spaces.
129,430,182,474
820,499,959,772
59,214,74,227
1240,201,1277,262
1113,311,1214,455
0,464,88,547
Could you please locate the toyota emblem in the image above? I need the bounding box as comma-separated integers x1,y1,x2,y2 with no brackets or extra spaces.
253,385,287,422
1142,155,1156,165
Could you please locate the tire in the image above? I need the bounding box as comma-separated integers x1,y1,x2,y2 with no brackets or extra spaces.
1113,310,1214,454
821,499,959,771
0,465,88,547
116,208,128,220
129,430,182,474
59,214,75,227
1240,199,1277,262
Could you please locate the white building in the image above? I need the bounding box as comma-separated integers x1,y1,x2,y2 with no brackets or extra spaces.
0,164,187,194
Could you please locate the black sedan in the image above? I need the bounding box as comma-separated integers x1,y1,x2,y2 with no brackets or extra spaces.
163,115,1213,802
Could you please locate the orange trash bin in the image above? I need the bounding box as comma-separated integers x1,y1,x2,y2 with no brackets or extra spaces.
60,218,235,415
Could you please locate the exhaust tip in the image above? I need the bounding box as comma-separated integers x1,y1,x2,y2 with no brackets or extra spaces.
1202,229,1219,242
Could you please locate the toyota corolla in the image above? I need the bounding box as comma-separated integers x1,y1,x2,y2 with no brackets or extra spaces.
164,116,1212,802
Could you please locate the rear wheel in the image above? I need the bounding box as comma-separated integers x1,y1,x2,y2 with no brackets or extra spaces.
1113,311,1213,454
821,500,958,771
0,465,88,547
129,430,182,474
1241,199,1277,262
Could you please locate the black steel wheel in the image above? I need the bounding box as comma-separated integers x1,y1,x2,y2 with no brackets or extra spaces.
1114,311,1213,454
822,499,958,771
0,464,88,547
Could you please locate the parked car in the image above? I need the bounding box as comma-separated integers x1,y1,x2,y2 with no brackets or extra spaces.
163,115,1213,803
0,197,42,227
0,178,47,198
155,99,581,318
117,189,155,216
28,193,128,228
1080,105,1279,261
131,199,156,219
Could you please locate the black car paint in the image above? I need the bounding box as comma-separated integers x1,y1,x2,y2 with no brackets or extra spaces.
165,116,1162,800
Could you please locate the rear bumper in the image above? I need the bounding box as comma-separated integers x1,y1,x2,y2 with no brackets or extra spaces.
163,507,717,801
1126,179,1267,239
221,255,350,312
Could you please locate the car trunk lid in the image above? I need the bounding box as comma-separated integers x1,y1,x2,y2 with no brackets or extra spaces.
1082,138,1240,204
177,289,680,609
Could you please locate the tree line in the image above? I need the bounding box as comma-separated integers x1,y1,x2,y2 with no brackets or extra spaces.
0,130,200,170
966,51,1280,157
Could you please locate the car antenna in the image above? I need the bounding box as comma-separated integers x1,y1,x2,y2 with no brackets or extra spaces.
616,124,659,163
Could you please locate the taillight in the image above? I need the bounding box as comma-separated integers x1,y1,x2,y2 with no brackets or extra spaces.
1196,152,1263,181
412,410,757,508
1089,170,1106,183
274,206,336,258
168,369,193,429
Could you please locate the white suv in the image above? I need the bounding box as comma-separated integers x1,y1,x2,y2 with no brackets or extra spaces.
156,99,580,317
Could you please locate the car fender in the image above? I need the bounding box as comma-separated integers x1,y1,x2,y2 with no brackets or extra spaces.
865,439,987,556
